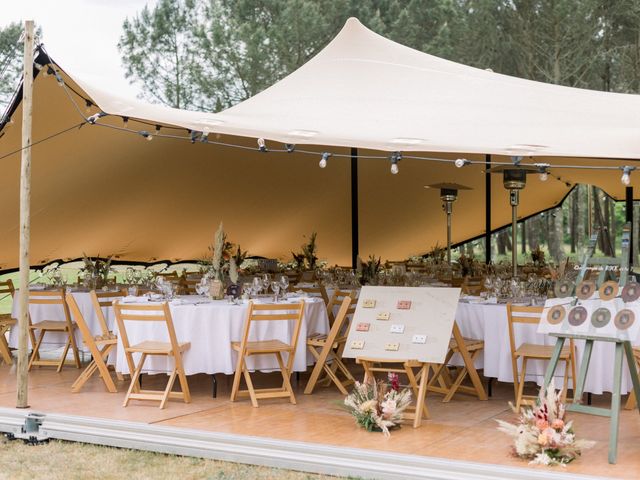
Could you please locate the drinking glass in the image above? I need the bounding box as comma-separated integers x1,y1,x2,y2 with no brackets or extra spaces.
252,277,263,295
271,281,281,302
242,282,252,298
279,275,289,296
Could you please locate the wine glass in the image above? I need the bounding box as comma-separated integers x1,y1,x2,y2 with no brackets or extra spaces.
242,282,252,298
252,277,263,295
271,281,281,302
279,275,289,296
261,273,271,291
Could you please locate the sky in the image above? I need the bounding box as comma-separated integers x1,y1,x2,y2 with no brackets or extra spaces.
1,0,158,100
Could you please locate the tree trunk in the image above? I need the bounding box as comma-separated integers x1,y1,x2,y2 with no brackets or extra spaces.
570,188,578,253
547,208,564,263
521,221,526,254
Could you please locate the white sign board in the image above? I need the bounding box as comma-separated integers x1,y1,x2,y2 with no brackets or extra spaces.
343,286,460,363
538,297,640,342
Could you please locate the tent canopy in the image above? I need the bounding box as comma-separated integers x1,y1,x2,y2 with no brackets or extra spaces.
0,18,637,271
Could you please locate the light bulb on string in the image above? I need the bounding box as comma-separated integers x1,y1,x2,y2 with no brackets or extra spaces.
390,151,401,175
539,171,548,182
54,72,64,86
139,131,152,141
122,117,129,129
455,158,469,168
535,163,550,182
85,100,93,113
621,166,634,186
257,138,267,152
319,152,330,168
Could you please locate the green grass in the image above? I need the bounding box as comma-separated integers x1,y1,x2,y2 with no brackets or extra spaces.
0,436,356,480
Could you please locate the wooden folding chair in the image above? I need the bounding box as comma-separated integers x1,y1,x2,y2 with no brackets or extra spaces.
230,301,305,407
298,285,329,307
625,346,640,409
113,301,191,409
67,289,126,393
28,289,81,372
0,280,16,365
304,296,356,395
326,289,358,325
462,276,485,296
507,304,576,410
428,323,487,402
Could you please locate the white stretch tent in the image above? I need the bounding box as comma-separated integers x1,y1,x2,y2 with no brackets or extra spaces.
0,17,637,269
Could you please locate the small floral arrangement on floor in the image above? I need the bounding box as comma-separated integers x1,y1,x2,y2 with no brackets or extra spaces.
496,383,594,466
343,373,412,437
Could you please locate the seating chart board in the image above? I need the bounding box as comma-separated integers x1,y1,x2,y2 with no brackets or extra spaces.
343,286,460,363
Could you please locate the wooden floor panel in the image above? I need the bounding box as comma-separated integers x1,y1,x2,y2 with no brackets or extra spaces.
0,363,639,478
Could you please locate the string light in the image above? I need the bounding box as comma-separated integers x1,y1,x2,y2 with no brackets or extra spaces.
43,60,640,182
189,130,199,144
390,151,401,174
535,163,550,182
85,100,93,113
319,152,331,168
621,166,635,186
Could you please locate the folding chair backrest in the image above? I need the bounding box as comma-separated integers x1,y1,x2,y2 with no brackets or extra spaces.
327,289,358,325
506,304,544,357
239,301,305,353
90,289,127,336
113,301,182,358
66,293,94,346
29,289,73,327
0,279,15,297
298,286,329,306
182,278,200,294
325,297,355,344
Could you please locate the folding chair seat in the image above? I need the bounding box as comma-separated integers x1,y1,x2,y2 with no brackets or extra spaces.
304,296,356,395
28,289,81,372
230,301,304,407
114,301,191,409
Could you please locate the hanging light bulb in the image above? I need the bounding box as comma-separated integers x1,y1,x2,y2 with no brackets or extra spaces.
85,100,93,113
139,131,152,141
390,152,401,175
285,144,295,153
319,152,330,168
534,163,550,182
455,158,470,168
54,72,64,86
122,117,129,129
621,166,634,186
200,132,209,143
257,138,267,152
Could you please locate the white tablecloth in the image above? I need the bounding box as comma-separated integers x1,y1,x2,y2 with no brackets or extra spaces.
113,296,329,376
9,290,116,353
455,302,639,395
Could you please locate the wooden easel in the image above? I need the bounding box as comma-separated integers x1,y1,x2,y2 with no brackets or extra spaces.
542,224,640,464
357,357,430,428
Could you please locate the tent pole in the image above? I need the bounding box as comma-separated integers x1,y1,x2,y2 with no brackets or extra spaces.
17,20,34,409
485,154,491,264
626,186,634,267
350,147,359,269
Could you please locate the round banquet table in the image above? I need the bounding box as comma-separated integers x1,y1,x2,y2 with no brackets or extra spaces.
113,296,329,376
454,301,639,395
9,290,117,353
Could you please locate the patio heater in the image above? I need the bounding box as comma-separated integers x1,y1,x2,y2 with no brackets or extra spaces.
490,164,539,277
425,183,472,265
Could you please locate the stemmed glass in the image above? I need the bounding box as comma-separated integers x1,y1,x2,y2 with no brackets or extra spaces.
242,282,252,298
252,277,263,295
261,273,271,292
196,277,209,296
271,281,281,302
279,275,289,297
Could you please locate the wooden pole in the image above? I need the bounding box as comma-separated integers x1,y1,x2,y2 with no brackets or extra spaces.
17,20,34,409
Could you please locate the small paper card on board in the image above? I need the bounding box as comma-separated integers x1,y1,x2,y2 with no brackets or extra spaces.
390,324,405,334
362,299,376,308
376,311,391,321
384,342,400,351
351,340,365,349
412,334,427,344
356,322,370,332
397,300,412,310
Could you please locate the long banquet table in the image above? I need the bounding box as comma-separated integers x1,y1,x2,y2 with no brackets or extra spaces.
112,296,328,376
455,300,639,395
9,292,328,376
